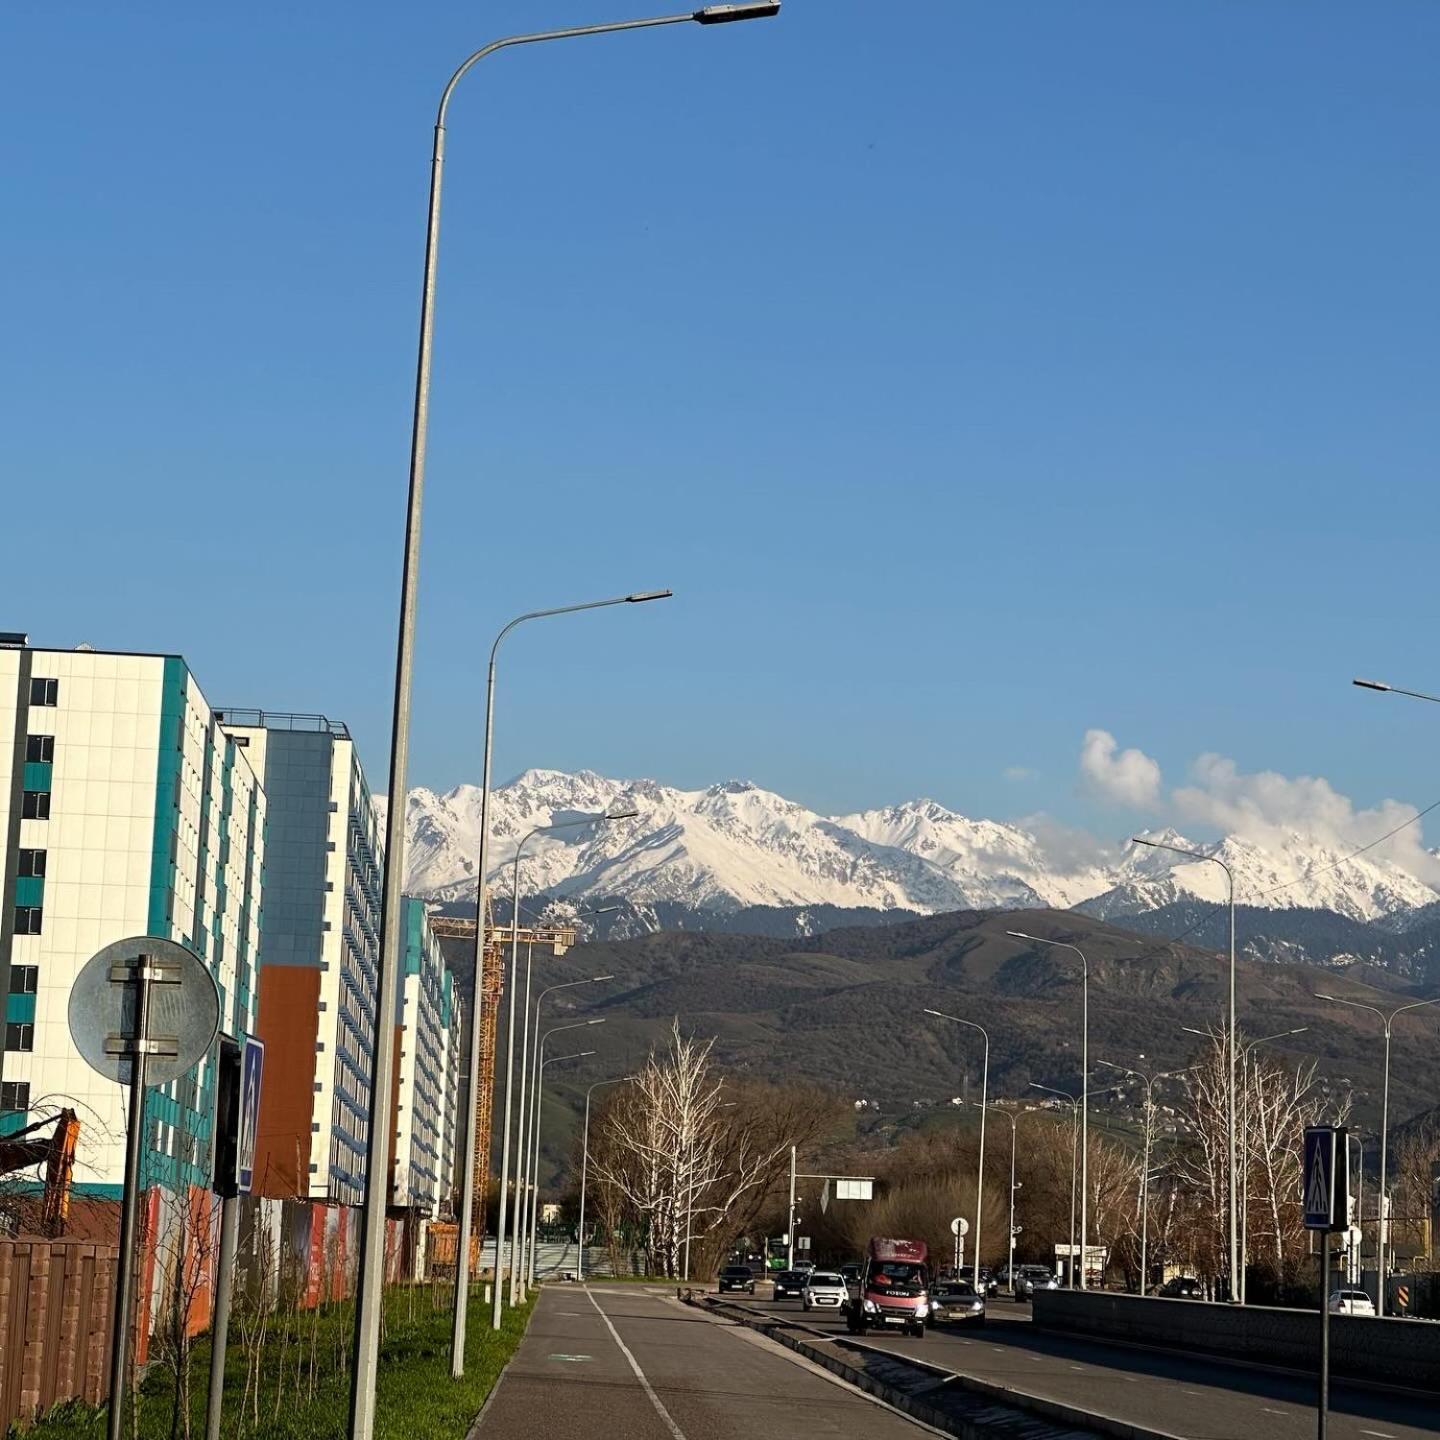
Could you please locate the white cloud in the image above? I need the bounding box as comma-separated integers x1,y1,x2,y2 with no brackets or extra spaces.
1079,729,1162,810
1172,753,1440,887
1002,765,1038,782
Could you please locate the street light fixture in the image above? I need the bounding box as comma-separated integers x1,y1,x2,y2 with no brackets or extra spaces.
1129,837,1239,1299
507,814,634,1308
971,1101,1037,1296
1028,1083,1082,1286
1315,990,1440,1315
1353,678,1440,704
1095,1060,1197,1296
1006,932,1091,1288
527,1020,607,1285
925,1009,989,1293
360,0,776,1406
517,978,615,1288
1237,1027,1308,1303
579,1074,638,1281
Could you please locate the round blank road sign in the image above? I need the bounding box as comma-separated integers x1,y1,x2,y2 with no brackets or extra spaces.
951,1216,970,1237
68,936,220,1087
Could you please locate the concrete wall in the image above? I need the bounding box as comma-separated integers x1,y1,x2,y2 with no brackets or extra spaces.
1032,1288,1440,1393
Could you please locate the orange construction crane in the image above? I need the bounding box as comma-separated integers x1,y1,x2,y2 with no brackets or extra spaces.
430,906,578,1199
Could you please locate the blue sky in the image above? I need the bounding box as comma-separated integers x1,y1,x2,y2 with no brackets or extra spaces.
4,1,1440,840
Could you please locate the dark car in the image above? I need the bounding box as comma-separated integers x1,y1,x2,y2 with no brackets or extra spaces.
839,1263,861,1287
772,1269,808,1300
717,1264,756,1294
1158,1275,1202,1300
930,1280,986,1327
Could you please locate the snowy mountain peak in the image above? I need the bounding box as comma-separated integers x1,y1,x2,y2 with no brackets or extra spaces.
397,770,1440,927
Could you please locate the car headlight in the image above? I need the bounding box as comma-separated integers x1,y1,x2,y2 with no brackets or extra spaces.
915,1302,929,1318
863,1299,879,1314
971,1301,984,1312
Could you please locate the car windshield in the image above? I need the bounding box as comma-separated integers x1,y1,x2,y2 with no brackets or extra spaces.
722,1267,750,1276
870,1262,925,1287
940,1283,977,1298
808,1273,842,1285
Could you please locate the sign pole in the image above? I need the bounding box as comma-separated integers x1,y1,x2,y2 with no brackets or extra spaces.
106,960,154,1440
204,1195,239,1440
1318,1228,1330,1440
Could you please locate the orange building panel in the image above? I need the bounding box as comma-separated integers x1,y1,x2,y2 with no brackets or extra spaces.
252,966,322,1198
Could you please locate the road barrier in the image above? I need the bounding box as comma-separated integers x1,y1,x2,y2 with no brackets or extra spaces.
1031,1289,1440,1393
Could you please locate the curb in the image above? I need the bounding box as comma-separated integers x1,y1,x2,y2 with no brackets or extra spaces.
696,1297,1187,1440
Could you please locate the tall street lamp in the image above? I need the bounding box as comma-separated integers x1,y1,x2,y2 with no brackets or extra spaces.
1007,932,1090,1287
1028,1083,1080,1286
518,978,614,1288
1129,838,1239,1298
1316,991,1440,1316
507,815,634,1309
390,2,780,1398
924,1009,989,1292
527,1019,607,1285
1096,1059,1196,1296
462,609,659,1352
972,1102,1035,1296
579,1075,638,1281
1236,1027,1307,1303
526,1042,600,1282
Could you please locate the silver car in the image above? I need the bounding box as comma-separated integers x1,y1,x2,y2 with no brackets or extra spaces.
802,1270,850,1312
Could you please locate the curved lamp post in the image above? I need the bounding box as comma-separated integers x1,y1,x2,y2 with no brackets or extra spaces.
1008,932,1091,1287
1129,837,1238,1297
525,1043,599,1283
507,815,634,1307
972,1101,1036,1295
1316,991,1440,1315
579,1075,637,1281
1096,1059,1197,1295
516,975,614,1286
398,5,782,1401
925,1009,989,1291
527,1020,608,1286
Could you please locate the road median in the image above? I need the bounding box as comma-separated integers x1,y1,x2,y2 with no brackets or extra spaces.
695,1296,1185,1440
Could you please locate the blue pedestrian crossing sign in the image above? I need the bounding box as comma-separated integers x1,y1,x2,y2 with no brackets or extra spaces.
238,1036,265,1194
1303,1125,1347,1231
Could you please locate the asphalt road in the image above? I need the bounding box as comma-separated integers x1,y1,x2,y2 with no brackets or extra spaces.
473,1284,931,1439
732,1293,1440,1440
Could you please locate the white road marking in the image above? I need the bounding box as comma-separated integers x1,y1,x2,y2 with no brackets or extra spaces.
584,1288,688,1440
1122,1376,1138,1383
1360,1432,1397,1439
1070,1365,1086,1372
1261,1409,1287,1416
548,1354,592,1363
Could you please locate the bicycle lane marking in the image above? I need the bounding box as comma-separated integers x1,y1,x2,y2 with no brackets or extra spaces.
583,1287,688,1440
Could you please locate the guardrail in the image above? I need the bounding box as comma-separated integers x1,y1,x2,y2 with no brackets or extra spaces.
1032,1289,1440,1394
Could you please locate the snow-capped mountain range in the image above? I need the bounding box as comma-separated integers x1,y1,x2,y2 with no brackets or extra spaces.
396,769,1440,926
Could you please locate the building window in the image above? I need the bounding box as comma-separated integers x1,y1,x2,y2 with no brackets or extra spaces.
29,678,58,707
0,1081,30,1112
13,906,43,936
8,965,38,995
21,791,51,821
25,735,55,764
17,850,46,879
5,1023,34,1052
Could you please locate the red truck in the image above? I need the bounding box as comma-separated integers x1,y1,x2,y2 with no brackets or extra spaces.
845,1237,931,1337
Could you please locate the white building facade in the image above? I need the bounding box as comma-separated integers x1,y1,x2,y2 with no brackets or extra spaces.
391,898,458,1215
0,643,265,1194
216,712,382,1207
